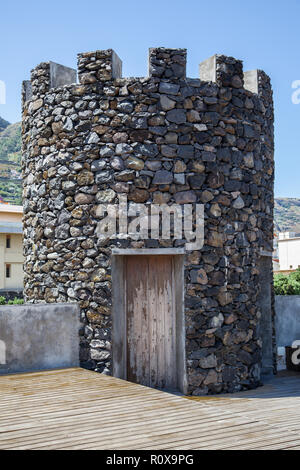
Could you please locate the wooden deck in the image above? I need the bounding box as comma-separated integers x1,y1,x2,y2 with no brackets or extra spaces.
0,368,300,450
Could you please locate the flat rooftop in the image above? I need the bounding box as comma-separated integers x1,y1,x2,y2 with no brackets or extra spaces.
0,221,22,234
0,204,23,214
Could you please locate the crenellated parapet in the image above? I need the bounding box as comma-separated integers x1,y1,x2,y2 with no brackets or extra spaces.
22,47,275,395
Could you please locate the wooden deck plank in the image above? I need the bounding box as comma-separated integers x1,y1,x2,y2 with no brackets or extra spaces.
4,420,260,450
0,407,248,444
0,368,300,450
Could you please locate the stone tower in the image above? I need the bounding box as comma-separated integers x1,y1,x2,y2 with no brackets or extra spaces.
22,48,275,395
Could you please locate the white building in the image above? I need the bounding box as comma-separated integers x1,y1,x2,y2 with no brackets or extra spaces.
0,204,23,290
277,232,300,271
273,233,280,271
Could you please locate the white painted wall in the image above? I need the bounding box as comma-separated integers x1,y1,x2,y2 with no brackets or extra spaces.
278,238,300,270
0,233,24,289
279,232,296,240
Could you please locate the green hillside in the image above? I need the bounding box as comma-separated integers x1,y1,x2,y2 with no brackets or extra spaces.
274,198,300,233
0,116,10,132
0,118,22,204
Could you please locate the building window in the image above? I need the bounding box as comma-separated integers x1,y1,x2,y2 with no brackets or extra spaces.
5,264,11,278
6,236,10,249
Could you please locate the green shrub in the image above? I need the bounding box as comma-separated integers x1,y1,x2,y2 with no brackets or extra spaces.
274,268,300,295
0,296,24,305
7,297,24,305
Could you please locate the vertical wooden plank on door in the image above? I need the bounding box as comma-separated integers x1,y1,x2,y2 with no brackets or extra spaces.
126,256,149,385
165,256,177,390
140,257,150,386
148,256,158,389
157,256,164,389
156,255,168,389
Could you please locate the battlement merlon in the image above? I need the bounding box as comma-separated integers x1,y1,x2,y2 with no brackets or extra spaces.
199,54,244,88
22,80,32,105
244,69,274,131
200,55,272,97
148,48,187,79
49,62,77,89
23,61,77,103
244,69,273,97
77,49,122,84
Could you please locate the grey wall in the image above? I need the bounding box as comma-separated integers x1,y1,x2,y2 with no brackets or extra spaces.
258,256,274,375
0,303,80,375
276,295,300,347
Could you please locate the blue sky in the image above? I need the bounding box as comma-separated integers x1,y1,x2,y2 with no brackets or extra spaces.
0,0,299,197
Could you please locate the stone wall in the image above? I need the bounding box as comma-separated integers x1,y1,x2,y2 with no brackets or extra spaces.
22,48,274,395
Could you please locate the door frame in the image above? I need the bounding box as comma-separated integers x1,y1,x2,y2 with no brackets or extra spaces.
111,248,187,394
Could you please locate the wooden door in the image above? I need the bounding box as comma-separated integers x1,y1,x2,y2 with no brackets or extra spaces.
125,255,177,391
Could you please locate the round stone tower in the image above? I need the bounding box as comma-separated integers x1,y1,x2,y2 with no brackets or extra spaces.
22,48,275,395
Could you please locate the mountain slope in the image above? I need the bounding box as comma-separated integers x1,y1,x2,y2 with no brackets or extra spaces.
274,198,300,233
0,122,21,163
0,116,10,132
0,117,22,204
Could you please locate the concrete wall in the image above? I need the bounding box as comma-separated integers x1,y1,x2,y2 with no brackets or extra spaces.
0,303,80,374
275,295,300,347
258,256,274,375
